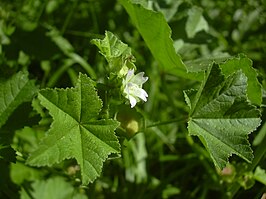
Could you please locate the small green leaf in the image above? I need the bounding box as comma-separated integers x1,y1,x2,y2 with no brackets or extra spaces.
254,166,266,185
187,64,261,169
26,73,120,184
220,54,262,105
20,176,88,199
186,6,208,38
13,126,45,154
10,162,43,185
0,71,37,128
120,0,200,79
91,31,134,73
162,184,180,198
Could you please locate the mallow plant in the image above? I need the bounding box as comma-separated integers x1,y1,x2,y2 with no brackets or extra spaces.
0,0,265,198
1,30,263,196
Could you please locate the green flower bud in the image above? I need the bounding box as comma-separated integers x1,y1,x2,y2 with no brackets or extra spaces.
116,105,144,139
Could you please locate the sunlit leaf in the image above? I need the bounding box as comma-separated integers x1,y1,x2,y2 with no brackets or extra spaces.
186,64,261,169
120,0,200,79
91,31,134,73
26,73,120,184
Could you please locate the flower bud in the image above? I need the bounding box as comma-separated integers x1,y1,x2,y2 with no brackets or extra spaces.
116,105,144,139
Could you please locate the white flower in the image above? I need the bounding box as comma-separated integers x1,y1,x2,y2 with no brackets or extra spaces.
122,69,148,108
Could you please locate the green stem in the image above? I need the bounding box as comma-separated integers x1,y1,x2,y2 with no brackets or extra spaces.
47,59,75,87
68,53,97,79
102,90,109,119
65,30,103,39
146,117,187,128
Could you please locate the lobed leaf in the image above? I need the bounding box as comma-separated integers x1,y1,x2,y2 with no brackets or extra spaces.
92,31,130,58
26,73,120,184
186,64,261,169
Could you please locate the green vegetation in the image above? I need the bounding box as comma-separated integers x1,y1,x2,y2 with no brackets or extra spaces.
0,0,266,198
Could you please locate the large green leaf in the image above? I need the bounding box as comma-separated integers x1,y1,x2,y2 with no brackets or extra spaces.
120,0,200,79
0,71,37,128
26,73,120,184
186,64,261,169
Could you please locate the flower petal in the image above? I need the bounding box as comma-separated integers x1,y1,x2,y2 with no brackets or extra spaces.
131,72,148,85
135,88,148,102
128,95,137,108
125,69,135,82
122,69,148,108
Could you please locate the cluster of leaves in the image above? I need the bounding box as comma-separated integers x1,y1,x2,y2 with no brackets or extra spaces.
0,0,266,198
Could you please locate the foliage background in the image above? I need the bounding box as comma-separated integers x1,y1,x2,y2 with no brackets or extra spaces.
0,0,266,198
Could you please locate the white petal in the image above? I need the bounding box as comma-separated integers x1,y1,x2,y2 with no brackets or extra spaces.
124,84,131,97
125,69,135,82
132,72,148,85
130,86,148,102
128,95,137,108
137,88,148,102
122,69,148,108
